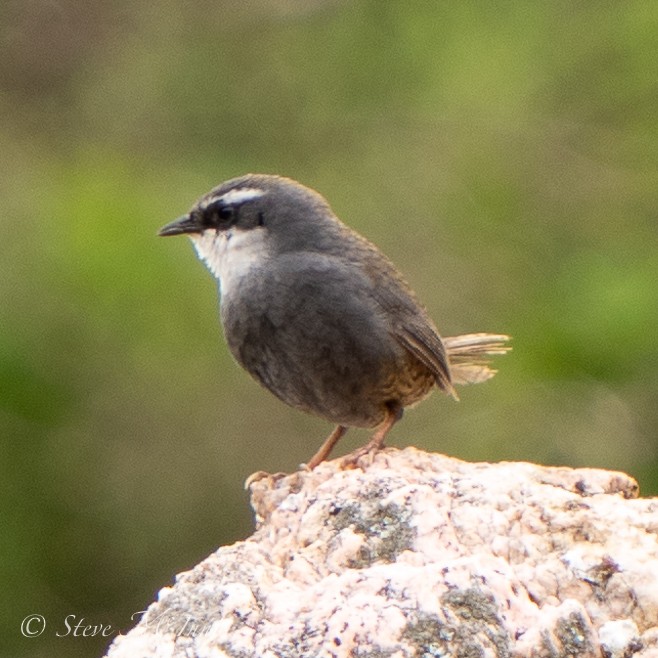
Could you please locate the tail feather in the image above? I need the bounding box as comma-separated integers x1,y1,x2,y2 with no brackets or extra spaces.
444,333,511,386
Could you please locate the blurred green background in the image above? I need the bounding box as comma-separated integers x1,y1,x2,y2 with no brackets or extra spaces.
2,1,657,656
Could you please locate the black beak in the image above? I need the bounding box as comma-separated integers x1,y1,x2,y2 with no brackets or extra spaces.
158,214,201,237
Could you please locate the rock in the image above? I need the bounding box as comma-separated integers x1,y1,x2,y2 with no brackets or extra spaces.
105,448,658,658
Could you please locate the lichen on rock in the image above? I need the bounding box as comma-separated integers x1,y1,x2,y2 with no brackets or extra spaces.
106,448,658,658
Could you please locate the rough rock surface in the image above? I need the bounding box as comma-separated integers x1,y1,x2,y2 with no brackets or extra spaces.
105,448,658,658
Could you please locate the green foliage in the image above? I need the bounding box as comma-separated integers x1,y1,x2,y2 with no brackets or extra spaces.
1,1,656,656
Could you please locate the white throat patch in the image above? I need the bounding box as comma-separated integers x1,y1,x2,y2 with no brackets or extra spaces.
190,227,267,295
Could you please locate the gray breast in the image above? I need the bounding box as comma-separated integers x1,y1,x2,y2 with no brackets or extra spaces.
219,252,412,427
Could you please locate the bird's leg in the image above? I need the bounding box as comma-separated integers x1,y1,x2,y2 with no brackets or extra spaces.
305,425,348,470
341,404,403,469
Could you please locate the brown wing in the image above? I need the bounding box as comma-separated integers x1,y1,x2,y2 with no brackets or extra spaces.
341,226,458,399
394,323,457,399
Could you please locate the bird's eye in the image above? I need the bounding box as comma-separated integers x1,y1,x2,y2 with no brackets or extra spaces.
216,206,234,221
207,203,236,227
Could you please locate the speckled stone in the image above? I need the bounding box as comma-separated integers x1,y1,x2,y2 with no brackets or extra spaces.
106,448,658,658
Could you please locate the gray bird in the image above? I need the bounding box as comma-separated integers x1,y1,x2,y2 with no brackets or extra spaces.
159,174,510,469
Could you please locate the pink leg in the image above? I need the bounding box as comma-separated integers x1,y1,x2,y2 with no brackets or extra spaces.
306,425,348,470
341,406,401,469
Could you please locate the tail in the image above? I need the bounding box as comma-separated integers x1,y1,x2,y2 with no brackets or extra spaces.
444,333,511,387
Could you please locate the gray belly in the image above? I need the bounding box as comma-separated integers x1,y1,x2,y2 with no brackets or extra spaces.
219,267,429,428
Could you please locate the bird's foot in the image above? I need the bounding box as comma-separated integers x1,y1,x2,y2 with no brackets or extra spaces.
244,470,288,490
340,405,400,470
339,444,382,470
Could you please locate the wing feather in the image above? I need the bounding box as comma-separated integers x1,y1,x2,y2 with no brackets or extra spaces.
394,324,457,399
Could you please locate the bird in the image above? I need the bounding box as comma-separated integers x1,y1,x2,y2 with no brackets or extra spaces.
159,174,510,469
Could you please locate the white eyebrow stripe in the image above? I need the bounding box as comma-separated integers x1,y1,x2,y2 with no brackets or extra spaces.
216,187,265,205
